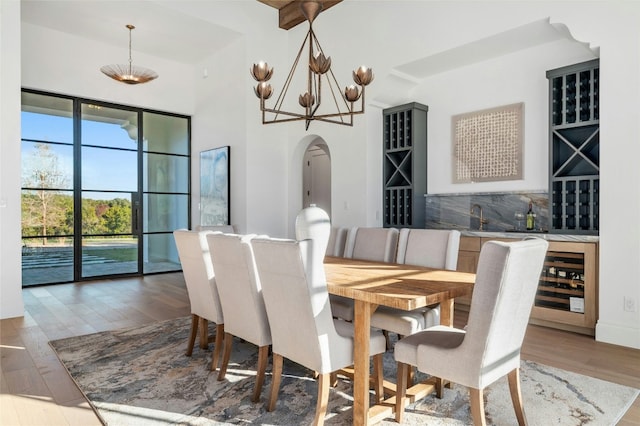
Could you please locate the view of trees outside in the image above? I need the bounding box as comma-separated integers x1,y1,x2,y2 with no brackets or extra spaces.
21,92,189,285
22,143,132,245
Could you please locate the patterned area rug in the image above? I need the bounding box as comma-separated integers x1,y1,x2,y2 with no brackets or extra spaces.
49,316,638,425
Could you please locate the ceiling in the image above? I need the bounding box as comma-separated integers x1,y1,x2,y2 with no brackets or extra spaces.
396,18,597,79
20,1,597,84
19,1,343,66
20,1,246,65
257,0,342,29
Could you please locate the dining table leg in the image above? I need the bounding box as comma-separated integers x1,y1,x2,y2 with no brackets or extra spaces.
440,298,455,326
353,299,371,425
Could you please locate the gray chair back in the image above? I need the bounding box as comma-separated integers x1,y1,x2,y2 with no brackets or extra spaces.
207,233,271,347
173,229,223,324
396,228,461,270
344,227,399,262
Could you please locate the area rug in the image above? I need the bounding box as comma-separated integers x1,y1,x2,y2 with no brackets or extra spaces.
50,316,638,425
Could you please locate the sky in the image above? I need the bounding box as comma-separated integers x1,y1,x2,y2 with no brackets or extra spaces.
21,112,139,199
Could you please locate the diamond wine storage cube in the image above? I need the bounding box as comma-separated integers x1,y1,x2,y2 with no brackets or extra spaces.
547,59,599,234
382,102,428,228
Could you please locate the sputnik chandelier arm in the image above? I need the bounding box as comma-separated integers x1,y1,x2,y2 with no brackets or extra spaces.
251,0,373,130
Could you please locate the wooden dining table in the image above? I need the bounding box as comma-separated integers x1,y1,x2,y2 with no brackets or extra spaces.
324,256,476,425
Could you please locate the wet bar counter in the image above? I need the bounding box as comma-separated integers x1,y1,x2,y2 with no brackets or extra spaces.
459,230,599,243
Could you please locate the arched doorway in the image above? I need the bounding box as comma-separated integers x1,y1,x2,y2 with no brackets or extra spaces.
302,140,331,216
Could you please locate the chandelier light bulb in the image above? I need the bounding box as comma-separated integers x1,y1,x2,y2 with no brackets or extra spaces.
353,66,374,86
309,53,331,75
254,82,273,99
299,92,315,108
251,62,273,82
344,85,361,102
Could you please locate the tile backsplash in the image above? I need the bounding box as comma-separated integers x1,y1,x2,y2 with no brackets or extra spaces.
424,191,549,232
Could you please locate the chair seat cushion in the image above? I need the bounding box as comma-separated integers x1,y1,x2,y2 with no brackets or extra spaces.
329,294,355,322
394,326,466,367
334,318,387,356
422,304,440,328
370,306,426,336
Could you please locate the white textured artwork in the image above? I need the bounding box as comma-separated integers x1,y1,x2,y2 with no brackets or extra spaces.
453,103,523,183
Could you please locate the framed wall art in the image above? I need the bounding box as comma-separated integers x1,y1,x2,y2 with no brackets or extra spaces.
200,146,230,226
452,102,524,183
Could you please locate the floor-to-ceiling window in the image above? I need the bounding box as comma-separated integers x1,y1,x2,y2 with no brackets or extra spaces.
141,112,190,273
21,90,189,286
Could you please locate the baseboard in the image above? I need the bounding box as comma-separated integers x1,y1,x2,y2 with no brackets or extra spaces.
595,320,640,349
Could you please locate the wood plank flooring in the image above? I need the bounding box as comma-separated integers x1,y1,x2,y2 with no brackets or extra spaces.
1,272,639,425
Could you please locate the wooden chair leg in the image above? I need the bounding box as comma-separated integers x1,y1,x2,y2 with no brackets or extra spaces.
407,365,414,388
395,362,409,423
383,330,391,351
267,353,283,412
314,373,330,426
186,314,199,356
372,353,384,404
210,324,224,371
329,372,338,387
252,345,270,403
469,387,487,426
508,368,528,426
199,317,209,349
217,332,234,379
436,377,445,398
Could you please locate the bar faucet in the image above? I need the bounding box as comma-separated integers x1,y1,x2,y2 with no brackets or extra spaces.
470,204,488,231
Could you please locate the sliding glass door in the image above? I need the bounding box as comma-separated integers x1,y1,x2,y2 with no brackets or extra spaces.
21,90,189,286
80,103,141,278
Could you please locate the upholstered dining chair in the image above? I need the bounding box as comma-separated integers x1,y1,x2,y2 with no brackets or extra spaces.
326,226,348,257
396,228,461,270
196,224,236,233
294,206,353,323
251,237,387,426
295,205,331,262
370,229,462,345
206,232,271,403
332,226,401,322
394,238,549,425
344,226,399,262
173,229,224,371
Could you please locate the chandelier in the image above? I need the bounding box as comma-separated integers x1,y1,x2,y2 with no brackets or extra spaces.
101,24,158,85
251,1,373,130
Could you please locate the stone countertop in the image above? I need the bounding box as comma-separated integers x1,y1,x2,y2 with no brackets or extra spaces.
460,230,600,243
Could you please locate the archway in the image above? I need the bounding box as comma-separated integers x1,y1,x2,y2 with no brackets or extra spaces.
302,140,331,215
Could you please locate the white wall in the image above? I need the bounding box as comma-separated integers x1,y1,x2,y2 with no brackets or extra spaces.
413,40,595,194
1,0,638,348
0,0,25,319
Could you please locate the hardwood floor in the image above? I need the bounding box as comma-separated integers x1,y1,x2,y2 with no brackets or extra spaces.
1,273,639,425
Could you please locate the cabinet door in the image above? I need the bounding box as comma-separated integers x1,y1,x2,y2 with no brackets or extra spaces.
457,251,478,273
456,237,480,306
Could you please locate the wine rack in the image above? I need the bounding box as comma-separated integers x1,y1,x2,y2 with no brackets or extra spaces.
547,59,599,234
531,240,598,335
537,251,585,313
383,103,428,228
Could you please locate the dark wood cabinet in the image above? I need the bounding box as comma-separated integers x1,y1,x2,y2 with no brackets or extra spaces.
382,102,428,228
547,59,599,234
